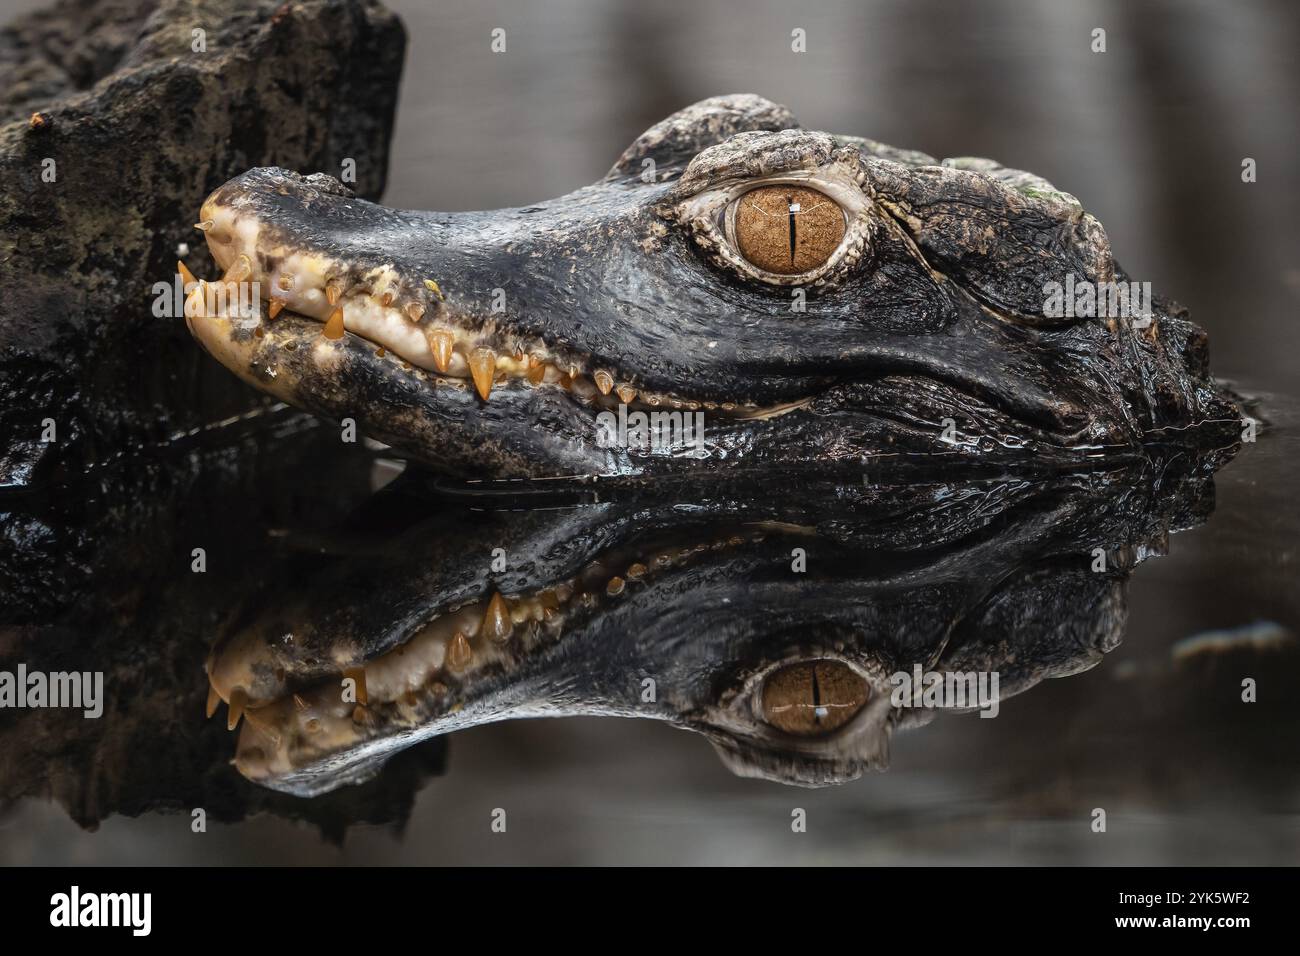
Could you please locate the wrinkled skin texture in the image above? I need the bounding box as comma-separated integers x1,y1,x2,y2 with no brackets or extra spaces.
207,445,1233,795
187,95,1242,480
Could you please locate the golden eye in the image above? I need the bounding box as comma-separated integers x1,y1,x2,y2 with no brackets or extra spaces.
733,185,846,275
760,660,868,736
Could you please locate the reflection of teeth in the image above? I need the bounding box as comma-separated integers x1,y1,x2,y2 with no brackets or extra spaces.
220,527,770,771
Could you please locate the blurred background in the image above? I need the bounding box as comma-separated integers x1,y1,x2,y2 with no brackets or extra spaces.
1,0,1297,864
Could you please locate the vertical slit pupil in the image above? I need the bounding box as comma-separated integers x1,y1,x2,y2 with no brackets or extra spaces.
787,196,797,263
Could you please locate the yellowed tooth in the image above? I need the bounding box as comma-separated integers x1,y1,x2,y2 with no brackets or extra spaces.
326,280,341,306
191,280,209,317
427,328,454,373
447,632,473,671
404,301,425,323
526,359,546,385
594,370,614,395
423,278,444,299
277,273,295,292
268,297,285,319
193,219,214,231
483,592,513,643
606,576,626,597
343,666,368,705
292,693,309,712
323,306,345,339
205,684,220,719
227,687,246,731
223,254,252,285
468,347,496,400
626,562,647,580
380,291,394,307
616,384,636,404
177,260,197,291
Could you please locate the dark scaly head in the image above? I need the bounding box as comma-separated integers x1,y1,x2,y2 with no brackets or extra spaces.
185,95,1241,479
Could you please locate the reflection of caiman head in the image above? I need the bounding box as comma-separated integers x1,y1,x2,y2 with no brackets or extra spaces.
206,447,1230,795
184,95,1241,479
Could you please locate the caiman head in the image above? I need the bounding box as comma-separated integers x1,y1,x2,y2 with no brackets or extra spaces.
184,95,1242,479
204,450,1226,796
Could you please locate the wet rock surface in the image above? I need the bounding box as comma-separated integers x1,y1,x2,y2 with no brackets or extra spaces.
0,0,406,493
0,0,419,834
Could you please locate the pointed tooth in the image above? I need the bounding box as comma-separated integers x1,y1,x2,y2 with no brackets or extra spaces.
526,359,546,385
483,593,513,643
323,306,345,339
205,685,220,719
343,666,368,705
427,329,455,373
616,384,636,403
404,301,426,323
268,297,285,319
594,370,614,395
223,254,252,284
447,632,473,671
325,280,341,306
177,260,197,290
194,219,214,231
227,687,247,731
292,693,309,712
468,347,496,400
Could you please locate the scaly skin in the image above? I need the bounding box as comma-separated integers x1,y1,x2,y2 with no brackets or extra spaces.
184,95,1242,480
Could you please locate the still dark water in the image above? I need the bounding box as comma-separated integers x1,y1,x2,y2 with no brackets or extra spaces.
2,0,1298,864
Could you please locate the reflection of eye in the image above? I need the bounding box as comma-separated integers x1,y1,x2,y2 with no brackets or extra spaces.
733,185,846,275
760,660,868,736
